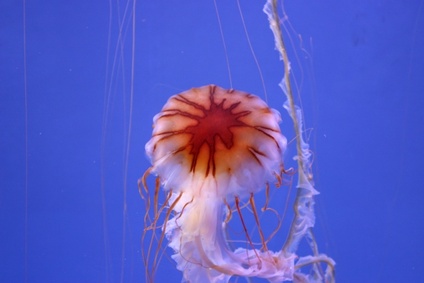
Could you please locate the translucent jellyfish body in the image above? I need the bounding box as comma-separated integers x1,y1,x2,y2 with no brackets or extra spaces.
143,85,294,282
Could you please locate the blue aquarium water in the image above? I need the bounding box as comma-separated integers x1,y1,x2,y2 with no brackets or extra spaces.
0,0,423,282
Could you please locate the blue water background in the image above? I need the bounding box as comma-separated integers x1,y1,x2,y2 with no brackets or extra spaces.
1,0,424,282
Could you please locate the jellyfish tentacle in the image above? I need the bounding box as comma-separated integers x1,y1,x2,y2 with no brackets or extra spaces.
235,195,263,263
248,193,268,252
264,0,335,280
151,191,183,278
223,198,233,224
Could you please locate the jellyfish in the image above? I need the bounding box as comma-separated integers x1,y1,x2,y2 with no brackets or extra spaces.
142,84,295,282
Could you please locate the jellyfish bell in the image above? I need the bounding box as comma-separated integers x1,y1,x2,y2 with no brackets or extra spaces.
143,85,297,282
146,84,286,198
